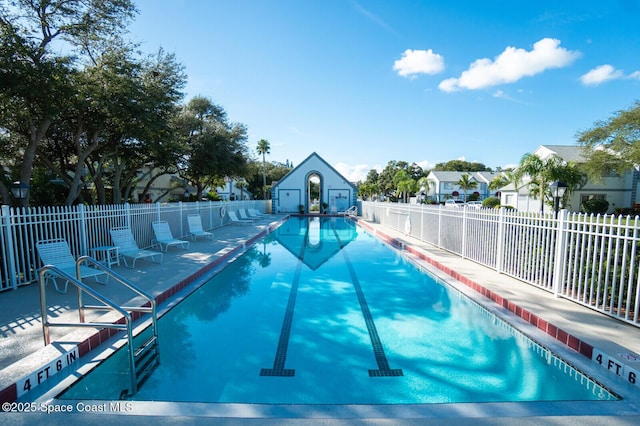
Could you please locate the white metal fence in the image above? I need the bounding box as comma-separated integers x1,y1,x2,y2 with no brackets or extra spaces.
0,200,268,292
360,201,640,327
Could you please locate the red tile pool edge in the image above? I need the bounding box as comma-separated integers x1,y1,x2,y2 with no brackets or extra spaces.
0,226,278,404
354,219,595,361
3,218,628,403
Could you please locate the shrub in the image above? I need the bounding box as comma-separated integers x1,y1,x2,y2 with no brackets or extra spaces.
482,196,500,208
206,191,221,201
582,198,609,214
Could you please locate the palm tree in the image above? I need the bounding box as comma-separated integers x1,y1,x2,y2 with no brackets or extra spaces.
515,153,583,213
417,177,430,203
393,170,415,203
256,139,270,200
457,174,478,202
236,178,247,200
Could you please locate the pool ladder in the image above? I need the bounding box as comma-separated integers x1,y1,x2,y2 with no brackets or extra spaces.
38,256,160,398
132,332,160,393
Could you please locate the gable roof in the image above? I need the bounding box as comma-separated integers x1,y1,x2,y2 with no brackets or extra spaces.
534,145,586,163
272,152,358,191
428,171,498,183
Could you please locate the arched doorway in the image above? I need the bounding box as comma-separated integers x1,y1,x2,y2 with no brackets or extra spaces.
306,172,322,213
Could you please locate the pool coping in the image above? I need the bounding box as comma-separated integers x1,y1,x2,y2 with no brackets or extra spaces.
354,219,640,394
2,215,640,420
0,219,286,404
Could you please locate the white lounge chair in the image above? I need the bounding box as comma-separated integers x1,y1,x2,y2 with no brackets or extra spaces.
187,214,214,241
247,208,265,217
110,226,163,268
152,221,190,252
227,211,253,225
36,238,107,293
238,209,257,222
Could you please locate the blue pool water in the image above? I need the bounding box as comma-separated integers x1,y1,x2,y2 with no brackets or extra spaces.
60,216,616,404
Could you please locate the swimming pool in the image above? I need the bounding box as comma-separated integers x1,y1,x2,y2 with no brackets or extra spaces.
57,216,617,404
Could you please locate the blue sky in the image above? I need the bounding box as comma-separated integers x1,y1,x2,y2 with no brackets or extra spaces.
129,0,640,181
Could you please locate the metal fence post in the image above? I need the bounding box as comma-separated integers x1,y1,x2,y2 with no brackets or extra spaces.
437,205,442,248
1,205,18,290
124,203,131,228
78,204,88,256
495,207,505,274
552,209,568,297
461,206,468,259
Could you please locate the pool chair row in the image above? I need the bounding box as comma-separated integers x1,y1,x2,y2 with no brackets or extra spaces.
35,217,217,293
227,208,265,224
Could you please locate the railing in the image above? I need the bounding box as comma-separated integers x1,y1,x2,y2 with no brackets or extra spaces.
39,256,159,396
360,201,640,327
0,199,269,291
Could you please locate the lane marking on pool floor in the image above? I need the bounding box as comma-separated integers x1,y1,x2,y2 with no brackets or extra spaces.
341,248,403,377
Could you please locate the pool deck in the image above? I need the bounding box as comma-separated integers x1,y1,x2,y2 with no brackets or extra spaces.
1,214,640,425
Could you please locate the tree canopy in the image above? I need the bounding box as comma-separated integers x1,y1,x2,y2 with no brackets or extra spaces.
433,160,491,172
576,101,640,179
0,1,261,206
0,0,138,206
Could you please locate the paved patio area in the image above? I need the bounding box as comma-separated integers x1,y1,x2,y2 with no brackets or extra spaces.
1,214,639,424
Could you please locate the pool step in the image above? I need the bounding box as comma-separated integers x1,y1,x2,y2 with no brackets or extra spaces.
134,335,160,387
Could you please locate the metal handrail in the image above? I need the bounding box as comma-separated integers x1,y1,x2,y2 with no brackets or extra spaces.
345,205,358,216
38,256,159,396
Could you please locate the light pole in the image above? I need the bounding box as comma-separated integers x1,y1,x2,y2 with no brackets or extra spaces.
10,181,30,207
549,181,567,218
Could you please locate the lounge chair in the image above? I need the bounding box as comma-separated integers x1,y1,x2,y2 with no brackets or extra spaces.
36,238,107,293
238,208,257,222
110,226,163,268
187,214,214,241
227,211,253,225
247,208,265,217
151,221,190,252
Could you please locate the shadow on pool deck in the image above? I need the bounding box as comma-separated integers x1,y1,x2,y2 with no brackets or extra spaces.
1,214,640,424
0,216,285,373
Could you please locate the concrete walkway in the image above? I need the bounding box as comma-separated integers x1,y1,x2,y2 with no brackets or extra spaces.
0,215,285,382
1,214,639,424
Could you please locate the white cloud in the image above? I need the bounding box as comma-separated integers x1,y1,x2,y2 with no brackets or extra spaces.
416,160,436,171
629,70,640,80
439,38,580,92
394,49,445,78
334,163,372,182
492,89,528,104
493,90,507,99
579,64,624,85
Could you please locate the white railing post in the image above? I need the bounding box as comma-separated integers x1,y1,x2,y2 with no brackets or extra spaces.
461,206,468,259
495,207,505,274
552,209,568,297
156,201,162,223
437,205,443,248
1,205,18,290
420,203,425,242
124,203,132,228
78,204,88,256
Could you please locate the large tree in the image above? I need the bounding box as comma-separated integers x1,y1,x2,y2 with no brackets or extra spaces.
32,45,186,205
577,101,640,179
377,161,425,201
0,0,136,206
178,97,248,199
